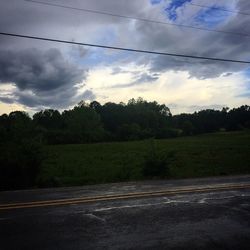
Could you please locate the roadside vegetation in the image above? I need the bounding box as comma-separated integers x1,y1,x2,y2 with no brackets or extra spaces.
0,98,250,190
38,131,250,187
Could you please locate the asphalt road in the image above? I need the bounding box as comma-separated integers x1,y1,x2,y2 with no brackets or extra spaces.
1,175,250,250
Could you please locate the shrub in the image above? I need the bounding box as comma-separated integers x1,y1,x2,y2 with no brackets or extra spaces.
0,139,44,190
142,139,175,178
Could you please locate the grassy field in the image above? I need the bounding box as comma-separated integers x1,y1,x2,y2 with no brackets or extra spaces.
38,131,250,187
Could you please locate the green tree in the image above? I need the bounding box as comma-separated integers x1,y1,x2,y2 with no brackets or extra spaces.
62,103,105,143
8,111,33,142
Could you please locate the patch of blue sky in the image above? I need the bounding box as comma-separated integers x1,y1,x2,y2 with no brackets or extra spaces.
73,48,132,68
164,0,192,21
236,70,250,98
150,0,162,5
236,91,250,98
71,26,122,66
194,6,232,28
243,68,250,78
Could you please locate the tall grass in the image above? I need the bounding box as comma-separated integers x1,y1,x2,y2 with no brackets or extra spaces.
38,131,250,187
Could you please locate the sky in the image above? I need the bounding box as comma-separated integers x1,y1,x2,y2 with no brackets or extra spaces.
0,0,250,115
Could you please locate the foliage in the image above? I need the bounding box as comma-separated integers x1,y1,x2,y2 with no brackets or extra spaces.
142,139,174,178
62,104,104,143
0,139,44,190
1,98,250,146
1,98,250,190
38,131,250,188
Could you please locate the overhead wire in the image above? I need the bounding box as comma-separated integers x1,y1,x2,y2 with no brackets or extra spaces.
24,0,250,39
189,1,250,17
0,32,250,64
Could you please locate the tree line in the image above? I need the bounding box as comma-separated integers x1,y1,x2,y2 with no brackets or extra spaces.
1,98,250,145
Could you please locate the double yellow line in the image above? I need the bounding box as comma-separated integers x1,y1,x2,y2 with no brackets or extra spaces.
1,183,250,211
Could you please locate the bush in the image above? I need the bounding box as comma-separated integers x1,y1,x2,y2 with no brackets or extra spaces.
0,139,44,190
156,127,182,138
142,139,175,178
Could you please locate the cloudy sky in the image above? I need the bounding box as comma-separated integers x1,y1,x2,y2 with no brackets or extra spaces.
0,0,250,114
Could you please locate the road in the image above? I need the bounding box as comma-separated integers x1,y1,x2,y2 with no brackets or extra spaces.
0,175,250,250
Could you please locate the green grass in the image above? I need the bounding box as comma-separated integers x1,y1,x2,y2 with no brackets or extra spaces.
38,131,250,187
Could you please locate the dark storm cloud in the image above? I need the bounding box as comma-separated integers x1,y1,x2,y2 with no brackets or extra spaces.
133,0,250,79
15,88,95,109
0,0,146,50
0,96,15,104
77,89,96,100
0,48,90,108
0,48,84,91
0,87,95,109
2,0,248,81
0,0,250,111
149,55,246,79
142,29,250,79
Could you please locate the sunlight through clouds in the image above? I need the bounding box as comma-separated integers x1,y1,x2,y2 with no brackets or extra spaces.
0,0,249,114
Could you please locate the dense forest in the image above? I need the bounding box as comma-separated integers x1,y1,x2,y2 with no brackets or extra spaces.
1,97,250,190
1,97,250,145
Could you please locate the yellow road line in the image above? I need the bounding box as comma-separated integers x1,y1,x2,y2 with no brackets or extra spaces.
1,183,250,210
0,183,247,207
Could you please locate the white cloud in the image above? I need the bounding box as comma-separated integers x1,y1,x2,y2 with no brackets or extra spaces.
0,0,250,113
85,64,248,114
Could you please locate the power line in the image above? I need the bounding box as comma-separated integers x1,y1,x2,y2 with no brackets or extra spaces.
189,1,250,17
24,0,250,39
0,31,249,64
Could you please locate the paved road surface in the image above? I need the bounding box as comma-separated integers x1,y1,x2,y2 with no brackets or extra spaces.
1,175,250,250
